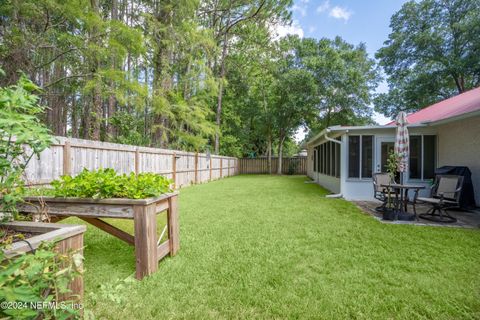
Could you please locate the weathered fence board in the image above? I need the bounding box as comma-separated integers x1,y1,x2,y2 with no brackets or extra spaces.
238,157,306,175
23,136,238,188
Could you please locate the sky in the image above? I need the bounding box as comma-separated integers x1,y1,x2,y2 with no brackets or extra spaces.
283,0,410,141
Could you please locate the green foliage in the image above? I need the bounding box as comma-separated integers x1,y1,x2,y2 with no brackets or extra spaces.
286,158,299,175
0,242,82,320
386,151,400,183
376,0,480,117
0,75,53,220
51,168,172,199
109,112,150,146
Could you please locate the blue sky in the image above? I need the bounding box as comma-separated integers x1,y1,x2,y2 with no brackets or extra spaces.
283,0,409,136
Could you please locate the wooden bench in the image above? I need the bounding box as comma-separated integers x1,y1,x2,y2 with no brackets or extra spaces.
18,193,179,280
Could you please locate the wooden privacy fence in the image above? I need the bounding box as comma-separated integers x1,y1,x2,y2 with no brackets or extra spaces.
24,137,238,188
239,157,307,175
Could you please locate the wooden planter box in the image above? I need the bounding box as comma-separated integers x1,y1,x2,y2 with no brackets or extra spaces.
17,192,179,280
2,221,86,302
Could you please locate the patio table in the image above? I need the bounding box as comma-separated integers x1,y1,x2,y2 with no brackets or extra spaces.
381,184,425,220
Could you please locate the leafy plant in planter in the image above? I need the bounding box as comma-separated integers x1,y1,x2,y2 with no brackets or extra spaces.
383,151,400,220
0,74,53,221
50,168,173,199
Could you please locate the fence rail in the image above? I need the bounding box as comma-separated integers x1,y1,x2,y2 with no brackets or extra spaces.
24,137,238,188
238,157,307,175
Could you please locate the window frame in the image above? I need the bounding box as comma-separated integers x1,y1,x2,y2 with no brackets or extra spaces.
347,134,374,180
408,134,437,181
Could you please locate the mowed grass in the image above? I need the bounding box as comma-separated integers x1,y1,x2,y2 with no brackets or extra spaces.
67,175,480,319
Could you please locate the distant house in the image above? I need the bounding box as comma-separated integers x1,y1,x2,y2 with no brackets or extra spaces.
306,87,480,205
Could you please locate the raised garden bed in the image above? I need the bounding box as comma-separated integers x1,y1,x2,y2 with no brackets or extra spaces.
17,192,179,280
2,221,86,302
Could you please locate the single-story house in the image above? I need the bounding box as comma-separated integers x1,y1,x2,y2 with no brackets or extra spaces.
306,87,480,206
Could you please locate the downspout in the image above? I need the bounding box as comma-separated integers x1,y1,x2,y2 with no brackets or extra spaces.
324,128,343,198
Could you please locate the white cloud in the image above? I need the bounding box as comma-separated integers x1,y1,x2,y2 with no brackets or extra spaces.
292,4,307,17
329,6,352,21
272,20,304,39
373,111,391,125
316,0,330,13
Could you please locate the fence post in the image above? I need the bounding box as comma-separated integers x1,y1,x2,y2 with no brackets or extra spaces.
209,157,212,181
172,153,177,189
194,152,198,184
134,148,140,175
63,140,72,176
220,158,223,178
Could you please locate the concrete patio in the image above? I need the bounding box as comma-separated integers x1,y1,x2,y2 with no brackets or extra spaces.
354,200,480,229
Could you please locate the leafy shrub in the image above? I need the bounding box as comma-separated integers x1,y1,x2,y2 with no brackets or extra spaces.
0,242,82,319
0,74,53,220
287,158,299,175
51,168,173,199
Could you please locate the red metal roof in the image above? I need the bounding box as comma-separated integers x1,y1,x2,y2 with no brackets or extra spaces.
387,86,480,125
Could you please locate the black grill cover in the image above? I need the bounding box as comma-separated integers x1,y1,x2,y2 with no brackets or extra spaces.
435,166,476,209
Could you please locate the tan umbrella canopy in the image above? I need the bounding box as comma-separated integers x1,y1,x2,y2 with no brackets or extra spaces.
394,111,409,184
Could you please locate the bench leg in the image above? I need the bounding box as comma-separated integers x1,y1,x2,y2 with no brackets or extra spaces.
133,204,158,279
168,194,180,256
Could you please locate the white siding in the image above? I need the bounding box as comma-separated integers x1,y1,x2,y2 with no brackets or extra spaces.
436,115,480,206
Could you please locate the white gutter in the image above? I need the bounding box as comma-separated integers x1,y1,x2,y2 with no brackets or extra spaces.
324,128,342,145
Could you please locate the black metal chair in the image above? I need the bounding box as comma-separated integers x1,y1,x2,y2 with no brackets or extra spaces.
373,173,393,212
417,175,464,223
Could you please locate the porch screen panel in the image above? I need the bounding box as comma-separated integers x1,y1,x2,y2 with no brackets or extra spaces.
335,143,340,178
331,142,336,177
321,144,326,174
326,142,331,176
409,136,422,179
348,136,360,178
313,148,317,172
361,136,373,178
423,135,436,179
317,146,321,172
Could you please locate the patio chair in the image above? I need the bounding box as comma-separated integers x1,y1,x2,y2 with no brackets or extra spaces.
373,173,393,212
417,175,464,223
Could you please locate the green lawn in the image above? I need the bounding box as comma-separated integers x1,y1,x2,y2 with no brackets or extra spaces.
71,175,480,319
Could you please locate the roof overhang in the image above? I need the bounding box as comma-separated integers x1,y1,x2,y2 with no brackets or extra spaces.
427,109,480,126
306,123,428,147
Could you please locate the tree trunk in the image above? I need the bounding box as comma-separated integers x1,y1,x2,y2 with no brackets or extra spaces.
277,135,286,175
267,135,272,174
106,0,118,140
71,95,79,138
90,0,102,141
214,10,231,154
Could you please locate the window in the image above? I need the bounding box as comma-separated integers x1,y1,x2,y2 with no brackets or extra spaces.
409,135,436,180
423,135,436,179
348,136,360,178
361,136,373,178
348,135,373,179
409,136,421,179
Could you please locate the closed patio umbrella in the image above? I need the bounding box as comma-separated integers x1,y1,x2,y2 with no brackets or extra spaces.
395,111,409,184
